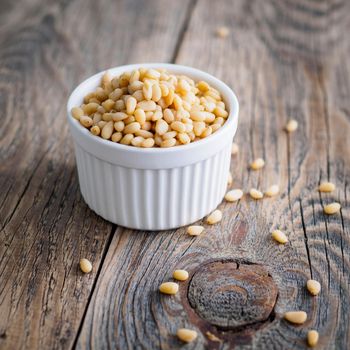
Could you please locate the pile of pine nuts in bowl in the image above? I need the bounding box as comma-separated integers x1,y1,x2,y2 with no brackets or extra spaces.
67,63,239,230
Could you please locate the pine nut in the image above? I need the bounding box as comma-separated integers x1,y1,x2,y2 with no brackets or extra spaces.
173,270,189,281
101,99,115,112
124,116,136,125
284,311,307,324
163,108,175,123
152,83,162,102
93,113,102,124
265,184,280,197
231,142,239,155
197,81,210,92
176,329,198,343
307,330,319,347
80,116,93,128
206,209,222,224
120,134,134,145
250,188,263,199
109,88,123,101
250,158,265,170
163,131,177,140
134,108,146,125
137,100,156,111
129,69,140,83
213,106,228,118
145,68,161,80
286,119,298,132
131,136,144,147
115,99,125,111
193,121,206,136
211,123,221,132
101,121,114,139
271,230,288,244
90,125,100,136
225,189,243,202
187,225,204,236
324,202,341,215
306,280,321,296
135,130,153,138
178,133,191,144
216,26,230,38
141,138,155,148
171,121,186,133
201,126,212,138
206,331,221,342
71,107,84,120
111,132,122,142
159,282,178,295
114,121,125,132
141,121,152,130
82,102,99,115
126,96,137,115
112,112,128,122
161,138,176,148
133,90,144,102
190,110,206,122
319,182,335,192
102,113,113,122
79,258,92,273
124,122,141,134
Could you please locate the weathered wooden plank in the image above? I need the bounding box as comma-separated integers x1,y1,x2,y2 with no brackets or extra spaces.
76,0,350,349
0,0,192,349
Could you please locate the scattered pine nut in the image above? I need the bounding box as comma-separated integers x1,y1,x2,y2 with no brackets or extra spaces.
206,209,223,224
159,282,179,295
271,230,288,244
249,188,264,199
265,184,279,197
231,142,239,155
323,202,341,215
319,182,335,193
227,172,233,186
250,158,265,170
216,26,230,38
307,330,319,347
79,258,92,273
206,331,221,342
187,225,204,236
176,328,198,343
306,279,321,296
284,311,307,324
173,270,189,281
225,189,243,202
286,119,298,132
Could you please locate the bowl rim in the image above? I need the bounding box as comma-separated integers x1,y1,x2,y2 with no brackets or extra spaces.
67,63,239,156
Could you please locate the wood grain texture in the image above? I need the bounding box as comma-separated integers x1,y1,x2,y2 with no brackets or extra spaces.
1,0,349,349
76,0,350,349
0,0,192,349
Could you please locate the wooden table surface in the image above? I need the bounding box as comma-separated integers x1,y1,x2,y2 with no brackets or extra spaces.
1,0,349,349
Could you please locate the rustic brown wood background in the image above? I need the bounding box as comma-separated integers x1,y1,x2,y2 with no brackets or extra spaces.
0,0,349,349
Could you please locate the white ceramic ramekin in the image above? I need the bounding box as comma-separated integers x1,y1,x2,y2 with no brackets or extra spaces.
67,63,239,230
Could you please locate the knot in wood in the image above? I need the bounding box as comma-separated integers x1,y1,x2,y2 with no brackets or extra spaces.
188,261,278,329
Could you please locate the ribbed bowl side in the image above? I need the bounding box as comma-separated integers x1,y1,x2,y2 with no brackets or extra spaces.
73,142,231,230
